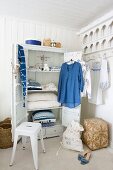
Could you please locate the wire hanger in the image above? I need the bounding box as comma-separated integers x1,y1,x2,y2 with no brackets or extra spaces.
67,58,75,64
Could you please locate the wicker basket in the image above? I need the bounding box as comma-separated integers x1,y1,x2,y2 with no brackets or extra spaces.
43,38,51,46
0,118,11,125
0,122,13,149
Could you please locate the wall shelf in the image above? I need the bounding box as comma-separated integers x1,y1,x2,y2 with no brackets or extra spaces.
83,46,113,55
83,32,113,47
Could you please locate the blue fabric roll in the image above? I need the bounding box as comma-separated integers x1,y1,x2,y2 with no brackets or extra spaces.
32,110,55,120
25,40,41,45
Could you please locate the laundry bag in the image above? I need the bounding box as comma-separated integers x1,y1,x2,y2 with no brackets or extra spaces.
82,118,109,150
62,120,84,151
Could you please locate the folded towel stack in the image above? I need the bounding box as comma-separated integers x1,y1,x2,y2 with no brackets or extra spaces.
32,110,56,127
28,80,42,90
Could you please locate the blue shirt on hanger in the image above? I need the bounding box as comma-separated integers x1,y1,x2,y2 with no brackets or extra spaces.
58,62,84,108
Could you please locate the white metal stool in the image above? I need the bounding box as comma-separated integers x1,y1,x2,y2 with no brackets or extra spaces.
10,122,45,170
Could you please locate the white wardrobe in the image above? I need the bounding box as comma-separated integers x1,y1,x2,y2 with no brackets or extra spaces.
11,44,82,140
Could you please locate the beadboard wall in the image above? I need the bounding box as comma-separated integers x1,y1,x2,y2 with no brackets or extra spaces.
0,16,80,120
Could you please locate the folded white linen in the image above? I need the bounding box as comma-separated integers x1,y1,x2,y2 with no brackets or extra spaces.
27,101,60,110
28,92,57,102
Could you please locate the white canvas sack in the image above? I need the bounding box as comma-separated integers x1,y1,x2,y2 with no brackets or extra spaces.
62,120,84,152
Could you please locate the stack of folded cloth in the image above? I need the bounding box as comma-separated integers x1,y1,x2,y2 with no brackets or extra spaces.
27,92,60,110
42,82,57,91
32,110,56,127
28,80,42,91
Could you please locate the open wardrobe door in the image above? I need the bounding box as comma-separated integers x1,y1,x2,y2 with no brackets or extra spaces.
11,44,27,141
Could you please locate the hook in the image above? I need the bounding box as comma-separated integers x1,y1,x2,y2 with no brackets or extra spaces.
103,53,106,59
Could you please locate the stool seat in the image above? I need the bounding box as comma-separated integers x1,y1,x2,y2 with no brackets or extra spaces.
16,122,41,136
10,122,45,170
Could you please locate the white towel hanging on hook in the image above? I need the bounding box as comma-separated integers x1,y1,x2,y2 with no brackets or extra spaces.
100,54,110,90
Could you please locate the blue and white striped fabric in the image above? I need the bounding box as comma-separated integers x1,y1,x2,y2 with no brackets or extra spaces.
18,45,26,98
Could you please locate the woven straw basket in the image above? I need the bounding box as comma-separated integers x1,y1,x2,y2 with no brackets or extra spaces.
43,38,51,46
0,118,13,149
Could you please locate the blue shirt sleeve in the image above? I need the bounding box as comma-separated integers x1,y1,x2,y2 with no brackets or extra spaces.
58,66,63,102
79,64,84,92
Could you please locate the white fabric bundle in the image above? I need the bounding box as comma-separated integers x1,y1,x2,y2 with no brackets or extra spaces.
80,61,91,99
100,58,109,90
28,101,60,110
27,92,60,110
62,120,84,152
28,92,57,102
42,83,57,91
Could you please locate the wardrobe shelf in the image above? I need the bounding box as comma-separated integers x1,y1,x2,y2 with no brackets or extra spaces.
22,44,66,53
27,106,62,111
28,69,60,73
27,90,57,93
34,121,62,126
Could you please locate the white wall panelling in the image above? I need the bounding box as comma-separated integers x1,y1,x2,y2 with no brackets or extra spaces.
0,16,80,120
80,13,113,148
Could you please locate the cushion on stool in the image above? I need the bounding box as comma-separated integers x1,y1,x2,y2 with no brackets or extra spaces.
82,118,109,150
